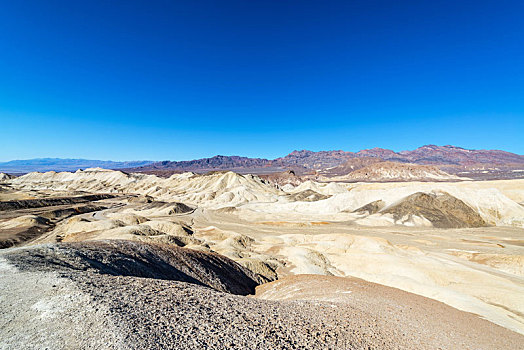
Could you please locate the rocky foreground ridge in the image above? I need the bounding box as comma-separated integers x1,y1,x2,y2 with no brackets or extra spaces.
1,240,523,349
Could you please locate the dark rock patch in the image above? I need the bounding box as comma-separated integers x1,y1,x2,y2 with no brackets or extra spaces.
383,192,487,228
2,240,259,295
353,200,385,214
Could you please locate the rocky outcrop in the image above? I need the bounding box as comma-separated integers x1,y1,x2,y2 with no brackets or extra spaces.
352,199,385,214
287,189,331,202
2,240,260,295
0,173,15,181
383,192,487,228
0,194,116,211
259,170,304,186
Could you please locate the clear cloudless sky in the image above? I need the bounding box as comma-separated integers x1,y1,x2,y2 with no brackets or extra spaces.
0,0,523,161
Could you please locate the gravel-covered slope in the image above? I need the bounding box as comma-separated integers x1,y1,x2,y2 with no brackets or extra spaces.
2,240,524,349
1,240,260,295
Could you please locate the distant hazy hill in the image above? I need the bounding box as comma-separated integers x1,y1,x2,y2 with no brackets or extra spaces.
0,158,153,173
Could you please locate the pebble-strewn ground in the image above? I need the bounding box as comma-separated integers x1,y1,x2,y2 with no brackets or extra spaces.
1,241,523,349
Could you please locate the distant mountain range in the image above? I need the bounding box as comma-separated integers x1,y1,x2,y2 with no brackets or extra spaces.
1,146,523,179
132,145,524,173
0,158,153,173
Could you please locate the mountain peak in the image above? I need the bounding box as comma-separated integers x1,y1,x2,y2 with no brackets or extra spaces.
287,150,315,157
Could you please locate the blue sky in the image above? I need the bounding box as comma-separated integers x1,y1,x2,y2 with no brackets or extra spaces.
0,0,523,161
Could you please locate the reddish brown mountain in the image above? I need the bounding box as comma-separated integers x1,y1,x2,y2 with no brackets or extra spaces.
356,147,401,160
126,145,524,179
356,145,524,165
133,155,272,173
272,150,355,169
399,145,524,165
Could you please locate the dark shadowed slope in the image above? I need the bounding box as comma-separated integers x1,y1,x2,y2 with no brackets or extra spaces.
2,240,260,294
382,192,487,228
2,242,523,349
